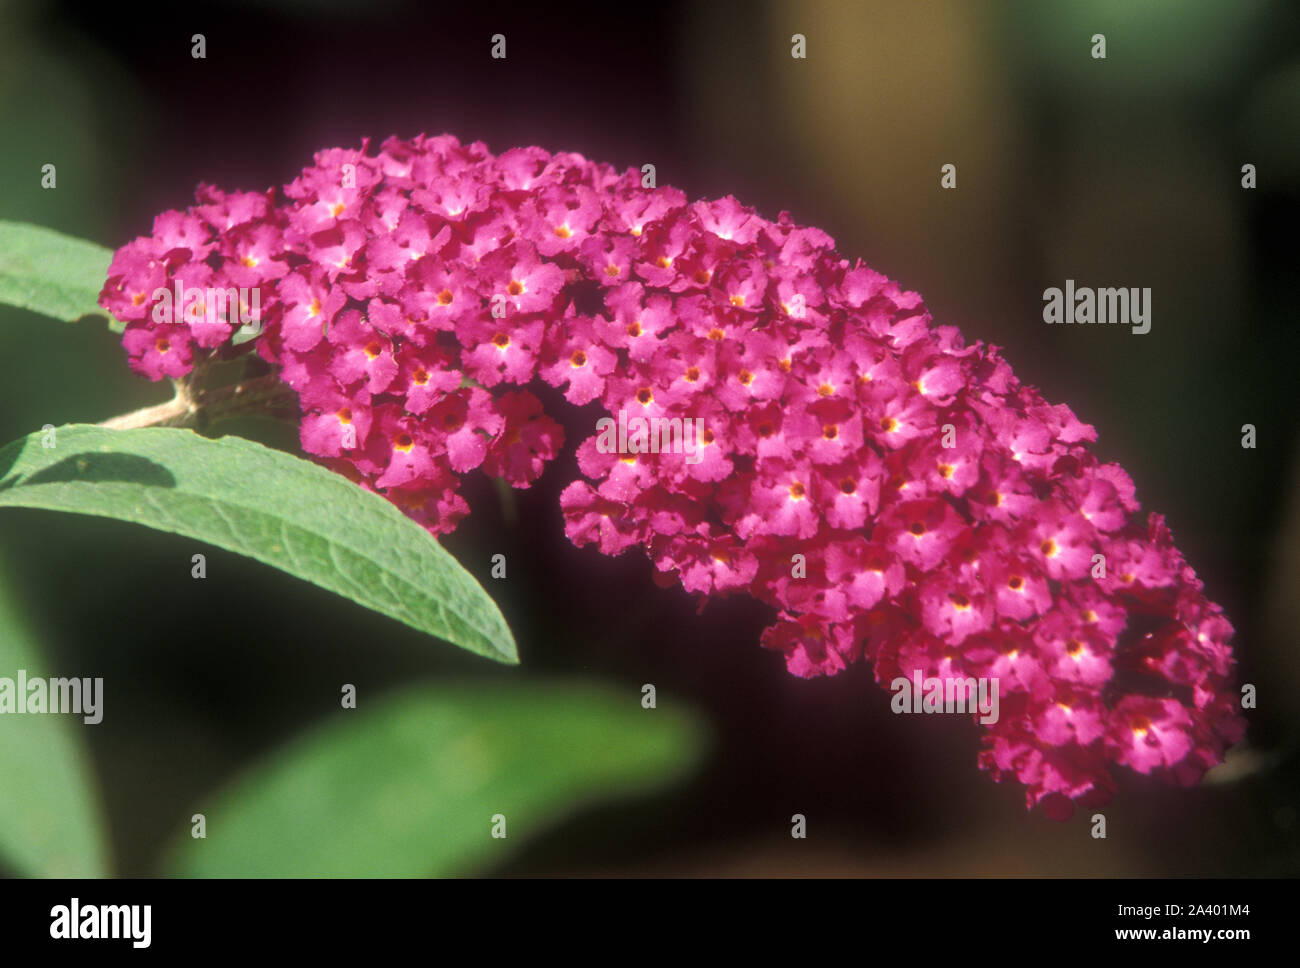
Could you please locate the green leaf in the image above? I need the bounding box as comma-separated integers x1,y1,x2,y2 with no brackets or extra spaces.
0,556,109,876
0,425,515,664
0,221,118,330
167,682,706,876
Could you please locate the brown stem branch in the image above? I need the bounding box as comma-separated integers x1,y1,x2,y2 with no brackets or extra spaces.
98,373,299,431
98,379,198,429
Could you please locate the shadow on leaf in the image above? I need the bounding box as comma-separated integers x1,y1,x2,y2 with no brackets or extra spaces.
0,434,24,491
16,452,176,489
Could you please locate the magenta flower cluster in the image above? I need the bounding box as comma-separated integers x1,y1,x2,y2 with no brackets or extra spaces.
99,134,1245,818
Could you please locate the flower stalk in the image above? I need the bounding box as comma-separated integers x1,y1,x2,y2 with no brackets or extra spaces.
99,373,298,430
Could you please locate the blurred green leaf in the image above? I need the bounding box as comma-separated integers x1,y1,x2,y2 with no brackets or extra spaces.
0,425,516,664
0,557,109,876
0,221,118,330
1010,0,1266,99
168,681,706,876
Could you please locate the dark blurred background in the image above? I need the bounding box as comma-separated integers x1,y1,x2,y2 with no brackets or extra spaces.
0,0,1297,874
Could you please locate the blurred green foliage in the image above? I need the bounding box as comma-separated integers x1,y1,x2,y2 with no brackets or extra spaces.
0,554,107,876
168,682,705,877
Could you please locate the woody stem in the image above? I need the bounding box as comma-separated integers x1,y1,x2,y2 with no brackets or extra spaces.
98,373,298,431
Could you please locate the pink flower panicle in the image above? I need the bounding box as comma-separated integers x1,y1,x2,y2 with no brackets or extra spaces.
99,134,1245,818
